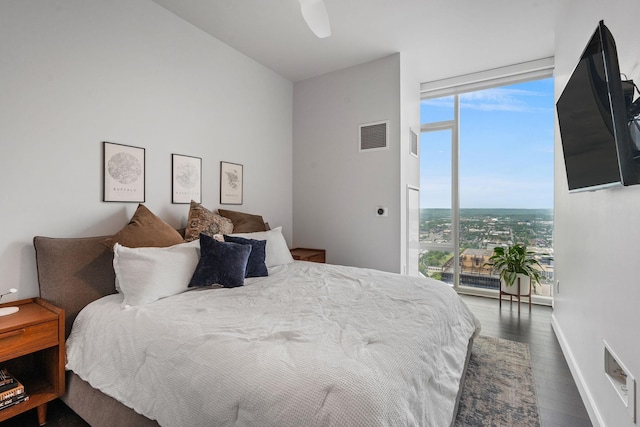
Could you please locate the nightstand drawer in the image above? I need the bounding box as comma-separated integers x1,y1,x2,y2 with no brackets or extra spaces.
0,320,58,360
290,248,326,263
306,252,326,263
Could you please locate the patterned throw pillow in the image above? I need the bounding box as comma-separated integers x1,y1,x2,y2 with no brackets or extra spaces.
184,201,234,242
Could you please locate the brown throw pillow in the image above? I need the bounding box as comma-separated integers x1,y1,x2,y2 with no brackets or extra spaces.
184,201,234,242
218,209,267,233
102,204,184,250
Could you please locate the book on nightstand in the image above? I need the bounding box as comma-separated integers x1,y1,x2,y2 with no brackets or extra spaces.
0,369,28,411
0,369,15,388
0,393,28,410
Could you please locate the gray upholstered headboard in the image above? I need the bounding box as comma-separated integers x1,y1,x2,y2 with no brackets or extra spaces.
33,236,117,338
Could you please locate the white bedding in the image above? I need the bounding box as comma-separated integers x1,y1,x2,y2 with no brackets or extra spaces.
66,261,480,427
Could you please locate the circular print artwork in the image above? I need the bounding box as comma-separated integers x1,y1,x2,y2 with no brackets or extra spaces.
108,152,142,184
176,162,199,189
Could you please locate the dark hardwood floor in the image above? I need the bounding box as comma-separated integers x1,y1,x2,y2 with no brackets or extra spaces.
0,398,87,427
460,294,592,427
1,295,592,427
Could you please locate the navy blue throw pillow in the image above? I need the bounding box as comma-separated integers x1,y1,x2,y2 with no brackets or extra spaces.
189,234,251,288
223,235,268,278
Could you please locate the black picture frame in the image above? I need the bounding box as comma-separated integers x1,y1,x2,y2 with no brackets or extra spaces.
103,141,145,203
172,154,202,204
220,161,243,205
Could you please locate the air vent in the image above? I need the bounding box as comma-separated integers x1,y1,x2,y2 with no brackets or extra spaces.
410,129,418,157
359,121,388,152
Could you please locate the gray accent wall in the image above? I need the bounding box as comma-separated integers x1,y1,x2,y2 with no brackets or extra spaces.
293,54,419,273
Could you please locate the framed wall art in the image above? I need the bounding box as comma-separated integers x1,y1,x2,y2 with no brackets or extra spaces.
220,161,243,205
103,141,145,202
172,154,202,204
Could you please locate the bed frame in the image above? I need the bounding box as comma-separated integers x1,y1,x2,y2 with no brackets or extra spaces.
33,235,472,427
34,236,159,427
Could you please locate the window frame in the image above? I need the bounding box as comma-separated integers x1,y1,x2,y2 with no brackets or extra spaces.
419,58,554,305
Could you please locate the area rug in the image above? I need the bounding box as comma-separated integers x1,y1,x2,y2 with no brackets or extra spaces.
455,335,540,426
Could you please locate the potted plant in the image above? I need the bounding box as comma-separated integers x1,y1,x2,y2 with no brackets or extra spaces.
485,244,543,295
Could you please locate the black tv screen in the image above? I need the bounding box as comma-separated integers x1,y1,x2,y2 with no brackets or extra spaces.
556,21,638,192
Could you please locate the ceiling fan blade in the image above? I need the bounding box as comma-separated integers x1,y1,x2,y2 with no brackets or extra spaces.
299,0,331,39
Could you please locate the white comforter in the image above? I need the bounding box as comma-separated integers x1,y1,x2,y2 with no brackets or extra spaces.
66,261,480,427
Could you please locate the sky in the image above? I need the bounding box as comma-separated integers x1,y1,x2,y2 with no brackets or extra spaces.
420,78,555,209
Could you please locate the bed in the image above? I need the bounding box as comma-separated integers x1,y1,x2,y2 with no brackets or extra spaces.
33,218,480,426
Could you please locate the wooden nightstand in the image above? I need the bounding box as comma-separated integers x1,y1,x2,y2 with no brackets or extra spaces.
0,298,64,426
290,248,326,263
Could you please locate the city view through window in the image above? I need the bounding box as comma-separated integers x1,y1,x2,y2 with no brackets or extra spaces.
420,78,554,297
419,208,554,295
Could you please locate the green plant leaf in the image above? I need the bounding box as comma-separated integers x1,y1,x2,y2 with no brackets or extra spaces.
485,243,543,288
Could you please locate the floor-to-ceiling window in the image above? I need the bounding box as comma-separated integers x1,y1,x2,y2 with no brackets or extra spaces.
419,62,554,303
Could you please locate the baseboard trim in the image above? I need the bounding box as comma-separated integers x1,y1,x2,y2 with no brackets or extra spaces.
551,313,605,427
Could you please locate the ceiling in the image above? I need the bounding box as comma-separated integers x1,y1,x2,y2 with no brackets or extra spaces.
151,0,567,83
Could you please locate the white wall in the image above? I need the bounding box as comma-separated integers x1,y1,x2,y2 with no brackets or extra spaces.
400,54,421,275
554,1,640,426
0,0,293,301
292,54,405,272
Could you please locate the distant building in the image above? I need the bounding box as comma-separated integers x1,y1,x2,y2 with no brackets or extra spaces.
459,248,494,275
441,248,499,289
439,247,554,295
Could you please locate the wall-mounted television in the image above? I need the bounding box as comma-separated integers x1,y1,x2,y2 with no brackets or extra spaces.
556,20,639,192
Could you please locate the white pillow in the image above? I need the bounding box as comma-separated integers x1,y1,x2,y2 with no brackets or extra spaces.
227,226,293,268
113,240,200,307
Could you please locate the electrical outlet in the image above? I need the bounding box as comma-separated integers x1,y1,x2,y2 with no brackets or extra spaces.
604,341,636,422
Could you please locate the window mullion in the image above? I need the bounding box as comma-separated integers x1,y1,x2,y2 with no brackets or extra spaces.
452,95,461,289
